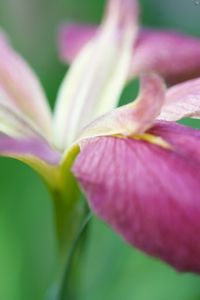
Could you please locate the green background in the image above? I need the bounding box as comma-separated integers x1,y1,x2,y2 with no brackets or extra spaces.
0,0,200,299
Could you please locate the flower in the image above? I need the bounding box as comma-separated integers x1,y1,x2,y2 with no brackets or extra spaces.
1,0,200,184
1,0,200,273
0,0,140,254
58,0,200,85
73,73,200,273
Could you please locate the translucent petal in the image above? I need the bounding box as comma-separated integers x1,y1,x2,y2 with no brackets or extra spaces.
54,0,139,149
0,29,52,138
78,74,165,141
159,77,200,121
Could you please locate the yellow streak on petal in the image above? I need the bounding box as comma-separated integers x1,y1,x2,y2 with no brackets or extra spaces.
133,133,171,149
113,132,171,149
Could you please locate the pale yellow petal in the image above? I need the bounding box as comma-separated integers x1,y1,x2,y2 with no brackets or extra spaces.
53,0,139,150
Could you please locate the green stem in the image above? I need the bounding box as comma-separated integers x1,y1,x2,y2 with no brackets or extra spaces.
57,212,92,300
46,144,91,299
51,144,82,261
52,189,85,261
46,195,90,300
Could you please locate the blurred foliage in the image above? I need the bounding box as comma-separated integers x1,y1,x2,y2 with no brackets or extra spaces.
0,0,200,299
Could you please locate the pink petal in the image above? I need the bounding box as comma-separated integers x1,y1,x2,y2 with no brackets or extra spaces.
58,24,200,85
0,30,52,138
58,23,96,63
78,74,165,140
0,133,60,165
158,77,200,121
73,122,200,273
132,29,200,85
0,132,61,186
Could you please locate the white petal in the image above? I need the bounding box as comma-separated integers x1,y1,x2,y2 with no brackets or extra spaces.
53,0,139,150
0,29,52,138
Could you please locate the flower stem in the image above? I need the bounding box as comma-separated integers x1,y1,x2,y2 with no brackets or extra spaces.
51,144,82,261
52,189,84,261
47,145,91,299
57,212,92,300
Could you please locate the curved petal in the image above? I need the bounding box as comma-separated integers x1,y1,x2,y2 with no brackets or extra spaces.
0,132,61,187
132,29,200,85
0,133,60,165
0,29,52,138
73,122,200,273
149,121,200,165
158,78,200,121
0,66,60,183
58,23,200,86
0,93,34,138
53,0,139,149
0,84,54,139
77,74,165,141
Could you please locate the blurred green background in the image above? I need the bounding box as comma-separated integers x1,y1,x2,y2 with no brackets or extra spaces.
0,0,200,299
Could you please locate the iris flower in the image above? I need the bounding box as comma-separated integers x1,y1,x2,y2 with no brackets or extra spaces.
1,0,200,275
73,73,200,273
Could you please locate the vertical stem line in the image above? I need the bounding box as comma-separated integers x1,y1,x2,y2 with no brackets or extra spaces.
47,144,90,299
58,212,92,300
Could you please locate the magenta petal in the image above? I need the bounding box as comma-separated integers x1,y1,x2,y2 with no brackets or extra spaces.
0,133,60,165
132,29,200,85
58,23,96,63
149,121,200,164
58,24,200,85
73,131,200,273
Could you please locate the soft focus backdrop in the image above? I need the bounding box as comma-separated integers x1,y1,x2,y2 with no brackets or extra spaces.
0,0,200,299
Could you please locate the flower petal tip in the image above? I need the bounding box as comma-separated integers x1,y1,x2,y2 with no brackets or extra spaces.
159,77,200,121
132,29,200,85
77,73,166,142
105,0,139,28
0,29,10,48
